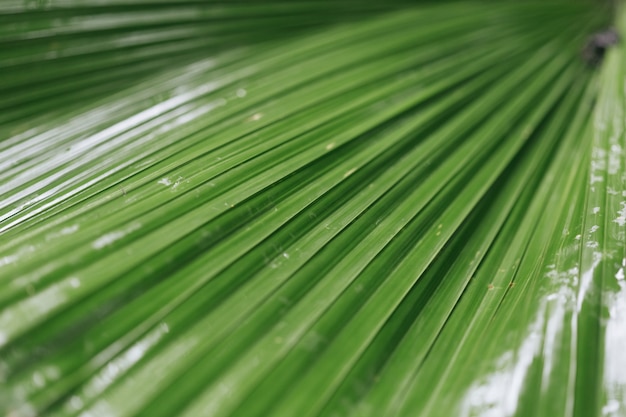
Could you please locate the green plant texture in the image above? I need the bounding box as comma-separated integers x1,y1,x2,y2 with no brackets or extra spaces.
1,1,625,416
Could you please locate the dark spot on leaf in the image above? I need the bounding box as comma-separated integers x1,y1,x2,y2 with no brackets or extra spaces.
582,28,620,66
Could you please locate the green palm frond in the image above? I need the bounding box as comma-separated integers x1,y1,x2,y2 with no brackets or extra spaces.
1,1,625,417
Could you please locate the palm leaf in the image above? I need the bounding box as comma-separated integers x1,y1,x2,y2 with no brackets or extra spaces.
1,1,624,416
